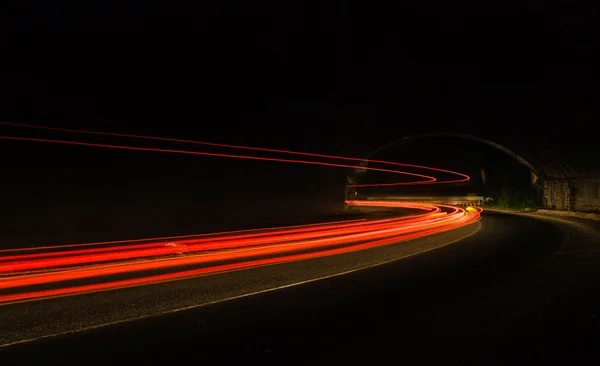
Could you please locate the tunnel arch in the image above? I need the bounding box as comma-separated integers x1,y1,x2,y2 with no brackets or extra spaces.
346,133,556,197
346,132,597,211
366,133,544,179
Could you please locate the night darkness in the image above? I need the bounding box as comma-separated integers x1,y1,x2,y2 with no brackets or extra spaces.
1,2,598,245
4,3,600,365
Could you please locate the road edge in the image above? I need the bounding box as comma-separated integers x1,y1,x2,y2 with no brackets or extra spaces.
0,221,482,348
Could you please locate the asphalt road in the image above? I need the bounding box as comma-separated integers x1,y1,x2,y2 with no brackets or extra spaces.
1,211,599,365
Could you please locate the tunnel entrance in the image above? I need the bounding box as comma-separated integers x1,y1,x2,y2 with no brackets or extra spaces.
347,134,543,210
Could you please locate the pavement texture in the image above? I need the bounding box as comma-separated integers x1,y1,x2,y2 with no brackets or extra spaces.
1,211,599,365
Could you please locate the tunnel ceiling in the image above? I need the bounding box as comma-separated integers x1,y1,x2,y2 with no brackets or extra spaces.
370,133,599,181
471,133,599,180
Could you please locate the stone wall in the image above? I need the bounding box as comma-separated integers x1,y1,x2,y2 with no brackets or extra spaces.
544,178,600,212
543,180,571,210
574,178,600,212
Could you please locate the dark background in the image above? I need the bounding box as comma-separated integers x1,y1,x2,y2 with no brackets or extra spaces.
1,2,598,246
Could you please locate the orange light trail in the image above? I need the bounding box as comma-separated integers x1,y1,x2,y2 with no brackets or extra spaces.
0,218,367,254
0,122,479,305
0,202,481,305
0,211,439,272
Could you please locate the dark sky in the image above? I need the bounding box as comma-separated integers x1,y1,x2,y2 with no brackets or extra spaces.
1,2,599,242
1,3,600,179
2,3,599,174
2,2,599,148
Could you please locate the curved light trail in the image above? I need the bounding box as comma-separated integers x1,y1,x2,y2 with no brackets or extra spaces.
0,135,439,185
0,202,481,305
0,121,470,187
0,122,480,306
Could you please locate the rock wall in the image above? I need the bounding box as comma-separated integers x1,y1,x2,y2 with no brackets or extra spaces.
544,178,600,212
574,178,600,212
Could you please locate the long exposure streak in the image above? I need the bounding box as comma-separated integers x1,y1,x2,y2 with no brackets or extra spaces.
0,122,480,305
0,121,470,187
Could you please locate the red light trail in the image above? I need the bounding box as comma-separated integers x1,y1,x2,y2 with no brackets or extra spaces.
0,135,439,185
0,202,481,305
0,122,480,305
0,121,470,187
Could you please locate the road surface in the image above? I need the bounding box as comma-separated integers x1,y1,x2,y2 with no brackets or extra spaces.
1,211,599,365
